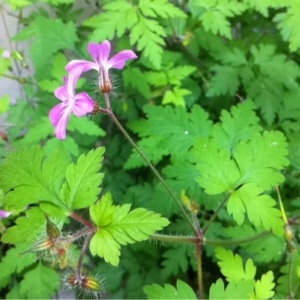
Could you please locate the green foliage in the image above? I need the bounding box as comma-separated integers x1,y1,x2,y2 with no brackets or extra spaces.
14,15,78,76
2,0,300,298
19,262,61,299
83,0,185,68
61,147,104,209
144,279,196,299
89,193,170,266
209,248,275,299
190,0,247,39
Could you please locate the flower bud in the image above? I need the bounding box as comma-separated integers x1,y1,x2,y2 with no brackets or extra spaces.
81,275,103,292
46,216,60,239
21,238,54,254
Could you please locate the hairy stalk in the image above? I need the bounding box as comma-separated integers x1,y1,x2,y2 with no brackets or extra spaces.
76,232,94,280
150,233,199,244
203,191,232,234
205,230,269,246
70,212,94,228
103,94,196,232
72,226,95,242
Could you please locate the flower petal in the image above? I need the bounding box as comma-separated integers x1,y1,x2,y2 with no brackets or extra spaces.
66,59,97,74
88,40,111,66
54,85,68,102
49,103,68,127
107,50,137,69
73,92,94,117
54,108,72,140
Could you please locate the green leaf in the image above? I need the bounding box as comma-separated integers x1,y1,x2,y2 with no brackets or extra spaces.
144,279,196,299
191,0,247,39
274,1,300,52
130,16,166,69
0,146,68,210
209,278,255,299
123,67,151,99
15,117,54,145
68,115,106,137
206,65,240,96
126,105,212,168
89,193,170,266
233,131,289,190
61,147,105,210
251,271,275,299
161,244,191,279
215,247,256,283
19,262,60,299
0,244,36,288
139,0,186,19
1,207,46,244
246,44,300,123
162,87,191,106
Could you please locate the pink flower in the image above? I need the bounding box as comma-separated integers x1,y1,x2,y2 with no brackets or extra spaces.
0,210,11,218
66,40,137,93
2,50,11,59
49,71,94,140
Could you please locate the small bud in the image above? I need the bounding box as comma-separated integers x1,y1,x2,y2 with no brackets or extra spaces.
46,216,60,239
82,275,103,292
99,65,112,93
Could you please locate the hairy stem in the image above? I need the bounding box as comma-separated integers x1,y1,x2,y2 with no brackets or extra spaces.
203,192,232,234
76,232,94,280
72,226,95,242
69,212,94,228
150,233,199,244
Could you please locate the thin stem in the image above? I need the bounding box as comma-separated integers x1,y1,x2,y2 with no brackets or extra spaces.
106,106,196,232
205,230,269,246
69,212,94,228
196,241,203,299
203,192,232,234
76,232,94,280
150,233,199,244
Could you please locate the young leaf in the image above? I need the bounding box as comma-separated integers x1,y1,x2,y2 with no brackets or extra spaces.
144,279,196,299
228,183,284,235
215,247,256,283
209,278,255,299
61,147,105,210
251,271,275,299
89,193,170,266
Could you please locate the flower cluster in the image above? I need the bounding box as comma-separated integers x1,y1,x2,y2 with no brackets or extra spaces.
49,40,137,140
